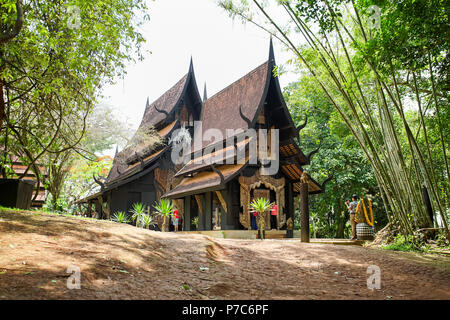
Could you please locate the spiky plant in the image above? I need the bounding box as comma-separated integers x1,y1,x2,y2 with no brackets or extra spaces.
141,214,153,229
130,202,146,228
250,197,273,240
153,198,173,232
111,211,130,224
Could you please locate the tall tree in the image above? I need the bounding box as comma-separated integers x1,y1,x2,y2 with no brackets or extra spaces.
219,0,449,239
0,0,149,200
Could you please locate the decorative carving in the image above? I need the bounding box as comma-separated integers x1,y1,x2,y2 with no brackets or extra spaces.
194,194,204,215
210,164,225,186
239,183,251,229
296,115,308,134
320,174,334,191
306,142,321,163
286,217,294,230
239,104,252,128
300,171,309,184
215,190,227,214
93,174,105,190
154,105,169,117
238,171,286,230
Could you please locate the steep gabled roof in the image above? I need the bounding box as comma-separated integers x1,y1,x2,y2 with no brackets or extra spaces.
164,162,248,199
140,74,188,129
105,60,201,185
196,60,271,150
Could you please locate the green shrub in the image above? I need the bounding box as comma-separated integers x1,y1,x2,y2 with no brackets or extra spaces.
130,202,146,228
111,211,130,224
382,234,416,252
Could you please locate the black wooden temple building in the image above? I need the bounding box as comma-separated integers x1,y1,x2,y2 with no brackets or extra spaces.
78,40,326,235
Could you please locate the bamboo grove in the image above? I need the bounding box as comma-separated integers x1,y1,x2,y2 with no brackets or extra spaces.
219,0,449,240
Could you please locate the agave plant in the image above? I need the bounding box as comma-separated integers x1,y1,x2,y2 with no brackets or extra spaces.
250,197,273,240
111,211,130,224
130,202,147,228
153,198,173,232
141,213,153,229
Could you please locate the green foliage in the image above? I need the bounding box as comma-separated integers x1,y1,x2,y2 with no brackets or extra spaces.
219,0,450,240
192,216,199,230
250,197,273,214
62,154,113,207
284,76,386,238
382,234,417,252
141,214,153,229
0,0,149,209
111,211,130,224
153,198,173,218
153,198,173,232
130,202,146,228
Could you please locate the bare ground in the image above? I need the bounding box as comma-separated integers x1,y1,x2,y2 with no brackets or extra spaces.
0,209,449,300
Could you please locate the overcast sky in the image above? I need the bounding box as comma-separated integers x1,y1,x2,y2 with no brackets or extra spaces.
100,0,298,135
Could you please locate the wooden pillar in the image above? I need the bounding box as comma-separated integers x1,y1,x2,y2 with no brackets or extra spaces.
300,182,309,243
216,190,229,230
195,195,205,230
205,192,212,230
87,201,92,217
184,195,191,231
286,182,294,238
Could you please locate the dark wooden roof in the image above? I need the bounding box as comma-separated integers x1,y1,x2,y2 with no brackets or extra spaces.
164,162,247,199
195,61,271,150
81,39,324,202
140,75,188,130
174,136,253,177
170,40,323,195
105,60,200,186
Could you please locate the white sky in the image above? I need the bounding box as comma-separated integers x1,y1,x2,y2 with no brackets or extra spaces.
100,0,297,135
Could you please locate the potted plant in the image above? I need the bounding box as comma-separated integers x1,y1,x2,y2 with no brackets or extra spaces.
250,197,273,240
153,198,173,232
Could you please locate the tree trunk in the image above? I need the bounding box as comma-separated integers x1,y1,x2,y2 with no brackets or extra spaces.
0,78,5,136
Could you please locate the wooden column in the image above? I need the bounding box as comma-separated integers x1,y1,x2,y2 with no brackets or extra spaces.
87,201,93,217
300,182,310,243
195,195,205,230
184,195,191,231
286,182,294,238
204,192,212,230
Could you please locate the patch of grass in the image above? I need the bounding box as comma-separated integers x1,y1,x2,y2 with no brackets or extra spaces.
382,234,419,252
0,206,99,221
182,284,190,291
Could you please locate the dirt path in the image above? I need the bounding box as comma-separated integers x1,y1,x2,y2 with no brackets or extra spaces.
0,209,449,300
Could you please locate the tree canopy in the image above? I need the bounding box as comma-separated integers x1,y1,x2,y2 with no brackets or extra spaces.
219,0,449,240
0,0,149,205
